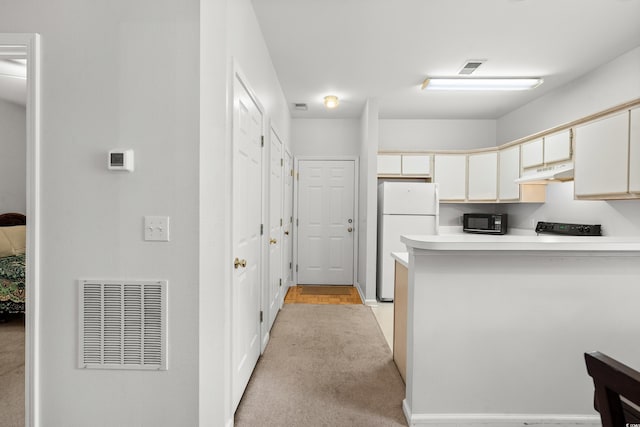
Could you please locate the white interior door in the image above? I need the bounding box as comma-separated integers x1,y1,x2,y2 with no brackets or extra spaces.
283,150,294,292
267,129,283,331
297,160,355,285
232,74,263,411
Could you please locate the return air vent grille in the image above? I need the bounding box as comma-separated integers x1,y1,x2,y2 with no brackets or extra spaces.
79,280,167,370
458,59,486,75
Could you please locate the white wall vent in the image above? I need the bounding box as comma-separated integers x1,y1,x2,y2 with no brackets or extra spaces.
79,280,168,370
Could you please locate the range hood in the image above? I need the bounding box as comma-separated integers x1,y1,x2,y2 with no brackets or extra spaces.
514,162,574,184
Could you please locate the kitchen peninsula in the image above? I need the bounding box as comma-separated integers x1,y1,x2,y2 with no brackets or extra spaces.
398,234,640,426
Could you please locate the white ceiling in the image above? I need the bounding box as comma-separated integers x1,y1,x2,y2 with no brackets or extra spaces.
251,0,640,119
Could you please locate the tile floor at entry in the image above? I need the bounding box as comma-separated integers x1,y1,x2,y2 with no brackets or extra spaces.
284,285,394,350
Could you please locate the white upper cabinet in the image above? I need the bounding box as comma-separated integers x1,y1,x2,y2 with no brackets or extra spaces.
377,154,401,175
499,146,520,201
401,154,431,176
434,154,467,201
574,111,629,197
468,152,498,201
544,130,572,164
521,138,544,168
630,107,640,194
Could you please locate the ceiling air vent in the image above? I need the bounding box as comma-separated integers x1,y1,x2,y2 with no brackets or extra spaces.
293,103,308,111
79,280,168,371
458,59,486,75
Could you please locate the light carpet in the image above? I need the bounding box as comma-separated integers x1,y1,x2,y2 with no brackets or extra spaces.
0,315,25,427
235,304,408,427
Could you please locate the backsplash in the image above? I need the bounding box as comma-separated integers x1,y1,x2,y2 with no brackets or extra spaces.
504,181,640,236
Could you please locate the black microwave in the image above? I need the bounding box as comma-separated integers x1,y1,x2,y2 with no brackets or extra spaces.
463,213,508,235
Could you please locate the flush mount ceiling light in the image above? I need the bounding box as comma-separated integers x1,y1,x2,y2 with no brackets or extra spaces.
421,77,543,91
323,95,339,109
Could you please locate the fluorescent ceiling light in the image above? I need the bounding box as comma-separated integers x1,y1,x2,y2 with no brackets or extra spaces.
421,77,543,91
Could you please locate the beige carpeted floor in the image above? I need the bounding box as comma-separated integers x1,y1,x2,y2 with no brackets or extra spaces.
235,304,408,427
0,315,25,427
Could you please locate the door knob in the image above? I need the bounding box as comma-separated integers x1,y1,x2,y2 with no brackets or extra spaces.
347,227,353,233
234,258,247,269
269,238,277,245
284,231,289,235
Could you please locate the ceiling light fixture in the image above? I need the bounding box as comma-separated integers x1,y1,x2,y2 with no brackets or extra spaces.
421,77,543,91
323,95,339,109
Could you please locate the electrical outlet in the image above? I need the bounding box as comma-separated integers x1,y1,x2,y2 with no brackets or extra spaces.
144,216,170,241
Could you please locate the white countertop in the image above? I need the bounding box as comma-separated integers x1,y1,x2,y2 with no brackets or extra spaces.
401,233,640,252
391,251,409,267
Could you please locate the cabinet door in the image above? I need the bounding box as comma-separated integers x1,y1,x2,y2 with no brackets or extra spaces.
468,152,498,201
499,146,520,201
544,130,571,163
434,155,467,201
630,108,640,193
521,139,543,168
377,154,401,175
401,154,431,175
574,112,629,197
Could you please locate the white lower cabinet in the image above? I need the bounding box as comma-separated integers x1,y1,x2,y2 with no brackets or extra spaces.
574,111,629,197
498,146,520,201
468,152,497,201
434,155,466,201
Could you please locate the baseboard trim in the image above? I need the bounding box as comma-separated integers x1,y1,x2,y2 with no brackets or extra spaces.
354,281,366,304
225,417,234,427
402,400,600,426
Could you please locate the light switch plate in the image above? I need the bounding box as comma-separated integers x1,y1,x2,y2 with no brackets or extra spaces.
144,216,170,242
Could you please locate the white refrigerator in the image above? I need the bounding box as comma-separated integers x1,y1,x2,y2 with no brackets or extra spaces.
377,182,439,301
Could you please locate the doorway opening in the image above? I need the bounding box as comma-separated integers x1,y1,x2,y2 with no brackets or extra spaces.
0,33,41,427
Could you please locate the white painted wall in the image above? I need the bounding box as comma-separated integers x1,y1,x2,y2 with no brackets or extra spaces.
379,119,496,151
358,99,379,302
199,0,229,425
228,0,291,148
0,99,26,213
506,182,640,236
497,46,640,144
1,2,202,426
292,119,360,157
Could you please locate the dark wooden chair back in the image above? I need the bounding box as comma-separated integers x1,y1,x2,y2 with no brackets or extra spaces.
585,351,640,427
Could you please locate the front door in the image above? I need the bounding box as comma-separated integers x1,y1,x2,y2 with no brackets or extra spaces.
297,160,355,285
232,74,263,411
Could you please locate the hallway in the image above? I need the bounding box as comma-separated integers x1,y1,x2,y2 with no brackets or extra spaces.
234,287,407,426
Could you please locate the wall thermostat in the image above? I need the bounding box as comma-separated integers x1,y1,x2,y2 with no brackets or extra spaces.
108,149,134,172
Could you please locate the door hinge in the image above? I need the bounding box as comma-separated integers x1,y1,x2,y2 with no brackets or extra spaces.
290,169,294,176
296,264,298,272
260,224,264,235
296,172,299,180
281,158,284,166
280,218,283,226
260,310,263,323
279,278,282,287
290,216,293,223
296,218,299,227
289,262,292,269
261,135,264,147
